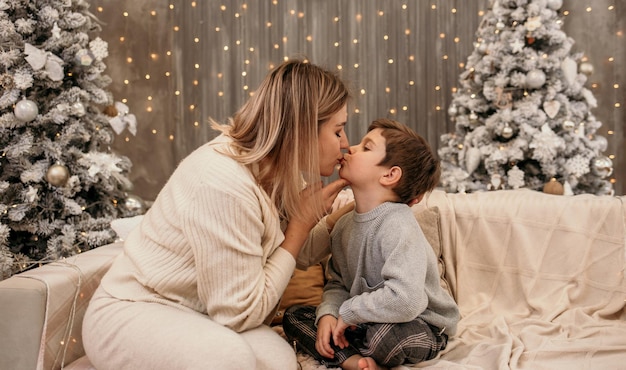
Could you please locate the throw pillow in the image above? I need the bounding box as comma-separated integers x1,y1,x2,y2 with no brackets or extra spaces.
272,262,326,325
412,206,453,299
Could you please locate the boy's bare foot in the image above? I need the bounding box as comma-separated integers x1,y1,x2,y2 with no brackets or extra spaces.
341,354,389,370
357,356,389,370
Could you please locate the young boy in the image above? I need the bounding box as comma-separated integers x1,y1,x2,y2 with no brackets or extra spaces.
284,119,460,370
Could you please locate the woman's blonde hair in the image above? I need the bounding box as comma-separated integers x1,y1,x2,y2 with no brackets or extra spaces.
211,59,350,220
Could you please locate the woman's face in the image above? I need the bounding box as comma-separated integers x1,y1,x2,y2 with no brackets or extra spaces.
318,105,349,177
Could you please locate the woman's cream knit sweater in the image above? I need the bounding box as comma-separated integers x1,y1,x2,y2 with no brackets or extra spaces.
100,135,330,332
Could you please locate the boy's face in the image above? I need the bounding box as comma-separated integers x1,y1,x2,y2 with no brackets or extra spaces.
339,128,388,185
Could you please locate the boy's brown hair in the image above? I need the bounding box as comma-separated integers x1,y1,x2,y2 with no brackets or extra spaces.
369,118,440,204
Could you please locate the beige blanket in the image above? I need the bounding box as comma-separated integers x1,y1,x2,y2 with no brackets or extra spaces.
409,189,626,370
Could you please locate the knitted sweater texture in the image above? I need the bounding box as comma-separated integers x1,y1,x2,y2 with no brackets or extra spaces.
100,135,329,332
317,202,459,335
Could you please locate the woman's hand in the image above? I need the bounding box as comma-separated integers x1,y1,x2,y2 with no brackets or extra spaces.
281,178,349,259
316,315,338,358
325,201,354,232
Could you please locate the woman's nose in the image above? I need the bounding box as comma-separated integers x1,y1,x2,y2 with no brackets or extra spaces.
340,135,349,149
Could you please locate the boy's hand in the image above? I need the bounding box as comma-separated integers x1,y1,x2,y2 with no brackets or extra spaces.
332,316,351,349
316,315,338,358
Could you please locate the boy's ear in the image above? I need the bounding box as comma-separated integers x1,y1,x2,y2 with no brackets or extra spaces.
380,166,402,186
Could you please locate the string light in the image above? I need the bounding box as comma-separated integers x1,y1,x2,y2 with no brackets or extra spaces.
95,0,622,195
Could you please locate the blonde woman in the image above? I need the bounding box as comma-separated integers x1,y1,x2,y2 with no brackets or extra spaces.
83,60,352,370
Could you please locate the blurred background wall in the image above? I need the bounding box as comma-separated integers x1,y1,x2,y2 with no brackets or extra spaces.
90,0,625,201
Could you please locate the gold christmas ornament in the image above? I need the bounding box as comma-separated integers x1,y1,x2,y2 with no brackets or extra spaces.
579,62,594,76
46,164,70,187
103,105,119,117
543,178,564,195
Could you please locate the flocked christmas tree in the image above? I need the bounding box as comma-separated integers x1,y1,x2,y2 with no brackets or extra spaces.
0,0,144,280
438,0,614,196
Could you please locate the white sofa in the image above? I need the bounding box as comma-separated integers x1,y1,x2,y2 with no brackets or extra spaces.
1,189,625,370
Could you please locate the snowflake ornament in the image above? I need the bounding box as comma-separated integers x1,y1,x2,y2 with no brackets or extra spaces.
89,37,109,60
565,155,591,178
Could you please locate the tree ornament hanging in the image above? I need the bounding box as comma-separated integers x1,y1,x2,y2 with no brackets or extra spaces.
591,156,613,178
75,49,95,66
24,43,65,81
487,174,504,190
46,164,70,187
495,87,512,109
501,124,513,139
73,102,86,116
561,58,577,85
542,100,561,119
579,62,594,76
465,147,481,175
525,69,546,89
124,194,146,214
0,73,14,89
525,16,542,32
107,101,138,136
14,99,39,122
507,165,525,189
562,120,575,131
103,104,118,117
543,178,564,195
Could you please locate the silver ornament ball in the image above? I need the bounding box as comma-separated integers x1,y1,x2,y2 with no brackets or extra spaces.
14,99,39,122
596,181,615,196
46,164,70,187
125,194,146,214
591,156,613,178
525,69,546,89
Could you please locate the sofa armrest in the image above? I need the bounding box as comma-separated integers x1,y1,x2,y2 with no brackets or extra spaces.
0,242,123,370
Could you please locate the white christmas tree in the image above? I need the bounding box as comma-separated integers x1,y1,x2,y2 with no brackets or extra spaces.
0,0,143,280
438,0,614,196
